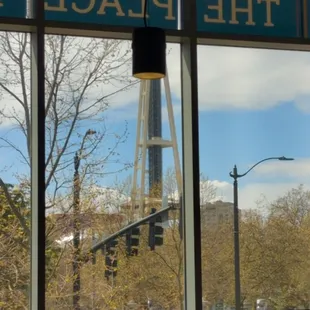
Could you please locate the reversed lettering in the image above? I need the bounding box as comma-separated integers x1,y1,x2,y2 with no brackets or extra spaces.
153,0,175,20
45,0,68,12
204,0,225,23
257,0,280,26
72,0,96,14
128,0,149,18
97,0,125,16
230,0,255,25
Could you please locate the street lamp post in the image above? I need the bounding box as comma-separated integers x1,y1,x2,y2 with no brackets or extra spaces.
229,156,294,310
72,129,96,310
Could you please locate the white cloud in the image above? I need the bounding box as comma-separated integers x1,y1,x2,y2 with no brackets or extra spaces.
250,157,310,180
208,180,232,203
165,159,310,212
196,46,310,111
238,182,306,210
104,45,181,121
107,43,310,119
48,185,129,215
208,158,310,211
208,179,309,211
0,37,139,128
169,45,310,112
2,40,310,129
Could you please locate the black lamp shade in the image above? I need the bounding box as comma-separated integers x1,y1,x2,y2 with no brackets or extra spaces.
132,27,166,80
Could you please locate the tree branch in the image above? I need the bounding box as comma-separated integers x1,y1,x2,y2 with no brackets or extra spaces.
0,177,30,236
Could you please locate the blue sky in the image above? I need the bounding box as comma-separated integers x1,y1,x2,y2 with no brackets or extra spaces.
0,93,308,210
106,98,306,181
1,43,310,210
199,102,305,182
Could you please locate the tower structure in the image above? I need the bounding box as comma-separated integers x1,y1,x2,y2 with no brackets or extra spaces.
148,79,163,199
131,69,182,218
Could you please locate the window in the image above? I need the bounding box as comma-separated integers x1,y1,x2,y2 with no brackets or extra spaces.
43,36,184,309
0,31,31,309
199,45,310,310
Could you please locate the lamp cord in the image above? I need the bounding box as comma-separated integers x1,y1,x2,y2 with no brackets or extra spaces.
144,0,148,27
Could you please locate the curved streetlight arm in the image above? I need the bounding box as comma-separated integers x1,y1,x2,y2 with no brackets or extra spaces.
229,155,293,310
74,129,97,171
229,156,293,180
79,129,97,156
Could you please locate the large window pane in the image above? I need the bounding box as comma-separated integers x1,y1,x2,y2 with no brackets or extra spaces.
44,35,183,309
198,46,310,310
0,31,31,309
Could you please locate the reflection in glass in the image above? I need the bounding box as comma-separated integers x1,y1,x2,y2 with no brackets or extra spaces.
198,46,310,310
42,35,183,309
0,32,31,308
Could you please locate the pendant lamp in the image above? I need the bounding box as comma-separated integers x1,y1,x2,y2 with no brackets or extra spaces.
132,6,166,79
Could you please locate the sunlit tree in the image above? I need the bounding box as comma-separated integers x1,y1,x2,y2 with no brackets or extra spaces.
0,33,136,308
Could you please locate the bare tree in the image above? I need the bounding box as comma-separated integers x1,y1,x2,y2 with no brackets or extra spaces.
200,173,216,205
163,167,179,201
0,32,137,307
0,185,30,309
0,33,136,202
268,184,310,226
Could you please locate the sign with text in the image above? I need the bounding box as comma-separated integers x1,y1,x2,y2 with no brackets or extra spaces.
0,0,26,18
44,0,178,29
197,0,302,38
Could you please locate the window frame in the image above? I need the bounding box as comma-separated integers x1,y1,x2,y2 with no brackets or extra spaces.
0,1,308,309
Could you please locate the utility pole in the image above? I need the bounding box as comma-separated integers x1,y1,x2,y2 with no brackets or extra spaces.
73,151,81,310
72,129,96,310
229,156,294,310
231,165,241,310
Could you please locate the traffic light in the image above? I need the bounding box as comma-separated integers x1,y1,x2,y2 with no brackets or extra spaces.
149,208,164,250
126,227,140,256
104,239,118,279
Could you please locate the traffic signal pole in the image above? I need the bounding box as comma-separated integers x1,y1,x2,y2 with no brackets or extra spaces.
89,205,175,256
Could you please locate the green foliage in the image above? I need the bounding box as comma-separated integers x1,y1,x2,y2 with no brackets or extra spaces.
201,186,310,310
0,185,30,308
3,182,310,309
0,183,62,308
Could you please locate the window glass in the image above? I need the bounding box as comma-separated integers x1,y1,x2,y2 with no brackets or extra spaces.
0,31,31,309
44,36,183,309
198,45,309,310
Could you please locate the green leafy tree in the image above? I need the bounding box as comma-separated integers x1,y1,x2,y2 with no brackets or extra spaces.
0,184,30,309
